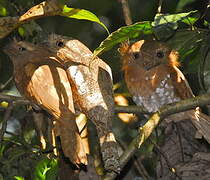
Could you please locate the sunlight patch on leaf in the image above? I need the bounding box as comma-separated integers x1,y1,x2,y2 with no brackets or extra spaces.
152,11,198,29
33,158,58,180
0,5,7,16
182,17,198,26
18,27,25,37
61,5,109,34
14,176,25,180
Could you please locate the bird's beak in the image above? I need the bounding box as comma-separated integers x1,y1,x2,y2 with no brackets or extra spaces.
141,54,161,71
143,61,161,71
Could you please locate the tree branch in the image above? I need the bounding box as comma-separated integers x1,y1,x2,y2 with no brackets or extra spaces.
115,105,149,114
0,77,13,92
0,93,30,105
119,0,132,26
0,103,13,142
157,0,164,13
104,93,210,179
1,92,210,179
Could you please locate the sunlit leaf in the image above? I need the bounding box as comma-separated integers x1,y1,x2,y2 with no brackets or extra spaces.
152,11,198,29
24,129,36,144
61,5,109,34
181,17,198,26
94,11,200,55
94,21,152,56
18,27,25,37
45,159,58,180
14,176,25,180
0,144,5,157
0,101,8,108
33,158,58,180
0,1,109,39
0,5,7,16
152,11,198,40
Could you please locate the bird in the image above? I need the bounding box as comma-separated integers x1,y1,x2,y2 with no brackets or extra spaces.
3,40,88,165
44,34,120,172
119,40,210,143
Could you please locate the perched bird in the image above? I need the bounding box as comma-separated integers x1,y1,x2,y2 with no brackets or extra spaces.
45,34,120,172
3,40,88,165
119,40,210,143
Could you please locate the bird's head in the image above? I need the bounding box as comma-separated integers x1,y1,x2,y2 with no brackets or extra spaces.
3,40,54,66
4,40,35,60
119,40,180,71
45,34,93,65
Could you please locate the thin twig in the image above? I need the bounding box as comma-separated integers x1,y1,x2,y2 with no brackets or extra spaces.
133,157,150,180
117,139,151,180
0,103,13,143
157,0,164,13
175,123,185,162
0,93,30,105
0,77,13,91
120,0,132,25
150,138,182,180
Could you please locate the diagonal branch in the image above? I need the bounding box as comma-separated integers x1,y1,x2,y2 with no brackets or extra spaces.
0,77,13,92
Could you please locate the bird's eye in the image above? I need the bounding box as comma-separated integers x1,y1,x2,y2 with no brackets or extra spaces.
18,47,26,51
56,41,64,47
133,52,140,59
156,50,164,58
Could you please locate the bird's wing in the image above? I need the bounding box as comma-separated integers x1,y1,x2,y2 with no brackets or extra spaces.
171,66,210,143
24,63,88,164
186,109,210,144
25,63,74,117
170,66,194,99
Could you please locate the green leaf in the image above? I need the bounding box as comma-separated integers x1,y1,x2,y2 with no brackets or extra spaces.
0,144,5,157
33,158,58,180
45,159,58,180
152,11,198,40
0,5,7,16
181,17,198,26
18,27,25,37
167,30,204,56
166,30,206,73
60,5,109,34
94,21,152,56
152,11,198,29
14,176,25,180
94,11,199,56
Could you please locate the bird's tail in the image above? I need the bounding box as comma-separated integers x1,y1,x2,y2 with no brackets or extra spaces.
54,115,88,165
186,108,210,144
